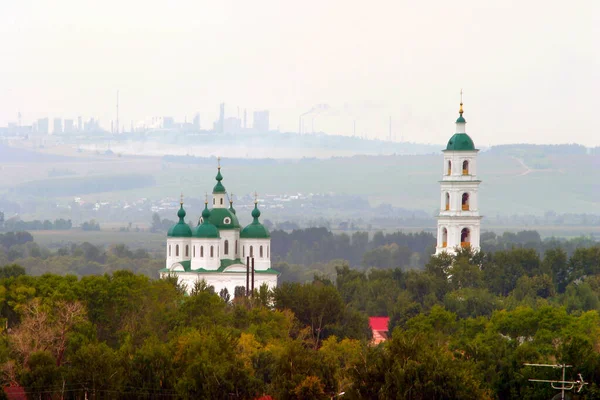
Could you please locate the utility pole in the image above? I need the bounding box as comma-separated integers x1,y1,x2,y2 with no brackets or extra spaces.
524,363,587,399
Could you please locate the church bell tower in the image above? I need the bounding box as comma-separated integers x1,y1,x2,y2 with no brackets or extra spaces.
435,95,482,255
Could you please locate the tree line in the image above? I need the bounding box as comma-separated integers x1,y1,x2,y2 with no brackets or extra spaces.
3,240,600,398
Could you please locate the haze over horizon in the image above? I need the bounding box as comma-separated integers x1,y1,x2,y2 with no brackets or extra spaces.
0,0,598,146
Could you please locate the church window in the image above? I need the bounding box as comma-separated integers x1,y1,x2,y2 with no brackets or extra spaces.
250,246,254,257
220,198,223,205
175,245,179,257
243,246,245,257
462,193,470,211
447,160,452,175
210,246,214,258
461,228,471,247
213,198,215,205
168,245,171,257
462,160,469,175
445,193,450,211
442,228,448,248
200,246,204,257
260,246,263,258
224,217,231,224
224,240,229,255
235,240,238,255
185,245,189,257
267,246,269,258
193,246,196,257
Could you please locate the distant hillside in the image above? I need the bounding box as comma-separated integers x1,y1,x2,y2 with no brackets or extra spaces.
0,143,598,219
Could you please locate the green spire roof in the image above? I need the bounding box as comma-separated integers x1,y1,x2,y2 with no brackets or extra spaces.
229,200,236,215
194,204,220,239
446,133,475,151
240,203,270,239
213,167,226,194
167,203,192,238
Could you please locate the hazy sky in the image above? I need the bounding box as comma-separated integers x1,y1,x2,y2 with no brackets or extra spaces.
0,0,598,146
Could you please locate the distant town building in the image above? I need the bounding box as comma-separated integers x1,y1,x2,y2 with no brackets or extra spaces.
160,162,278,296
435,100,482,255
64,119,74,133
162,117,175,129
193,113,201,130
53,118,62,135
36,118,49,135
253,110,269,132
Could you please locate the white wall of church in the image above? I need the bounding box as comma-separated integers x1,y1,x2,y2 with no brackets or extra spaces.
190,238,221,270
240,238,271,270
166,238,191,268
167,272,278,298
220,230,240,260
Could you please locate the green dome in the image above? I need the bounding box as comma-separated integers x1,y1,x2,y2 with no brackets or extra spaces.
167,204,192,238
241,204,270,239
446,133,475,151
213,167,226,194
208,207,241,230
195,204,220,239
456,115,466,123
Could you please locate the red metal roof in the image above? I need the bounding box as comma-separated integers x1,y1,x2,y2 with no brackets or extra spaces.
369,316,389,331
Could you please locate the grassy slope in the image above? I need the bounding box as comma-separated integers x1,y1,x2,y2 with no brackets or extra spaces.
0,151,598,216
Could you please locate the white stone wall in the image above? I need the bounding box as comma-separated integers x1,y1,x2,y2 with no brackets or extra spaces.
166,238,191,268
240,238,271,270
220,229,240,260
165,271,278,298
190,238,221,270
442,150,478,179
213,193,227,208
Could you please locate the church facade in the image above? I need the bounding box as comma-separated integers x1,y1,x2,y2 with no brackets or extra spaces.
435,100,482,255
159,164,278,296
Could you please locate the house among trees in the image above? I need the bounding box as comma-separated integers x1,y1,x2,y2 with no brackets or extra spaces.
369,316,390,344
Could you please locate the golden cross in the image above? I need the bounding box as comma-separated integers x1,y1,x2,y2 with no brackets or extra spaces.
205,192,208,204
180,192,184,205
230,193,234,204
460,88,463,104
217,156,221,169
254,191,258,204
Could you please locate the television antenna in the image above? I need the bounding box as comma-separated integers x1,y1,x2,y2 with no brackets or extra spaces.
524,363,587,399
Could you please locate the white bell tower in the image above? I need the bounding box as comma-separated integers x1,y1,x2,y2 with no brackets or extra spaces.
435,96,482,255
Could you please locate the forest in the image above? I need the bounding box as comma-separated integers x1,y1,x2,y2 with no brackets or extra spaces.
1,230,600,398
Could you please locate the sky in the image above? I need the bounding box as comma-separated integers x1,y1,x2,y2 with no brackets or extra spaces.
0,0,598,146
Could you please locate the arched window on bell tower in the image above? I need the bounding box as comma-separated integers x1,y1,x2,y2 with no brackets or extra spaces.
462,160,469,175
462,193,470,211
445,193,450,211
442,228,448,248
461,228,471,248
224,240,229,255
447,160,452,175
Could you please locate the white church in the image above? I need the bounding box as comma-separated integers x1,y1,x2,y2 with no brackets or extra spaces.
159,163,278,295
435,99,482,255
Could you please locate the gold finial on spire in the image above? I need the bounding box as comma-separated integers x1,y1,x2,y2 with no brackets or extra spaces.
217,156,221,169
254,191,258,204
459,89,464,115
180,192,184,205
230,193,234,205
204,192,208,204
